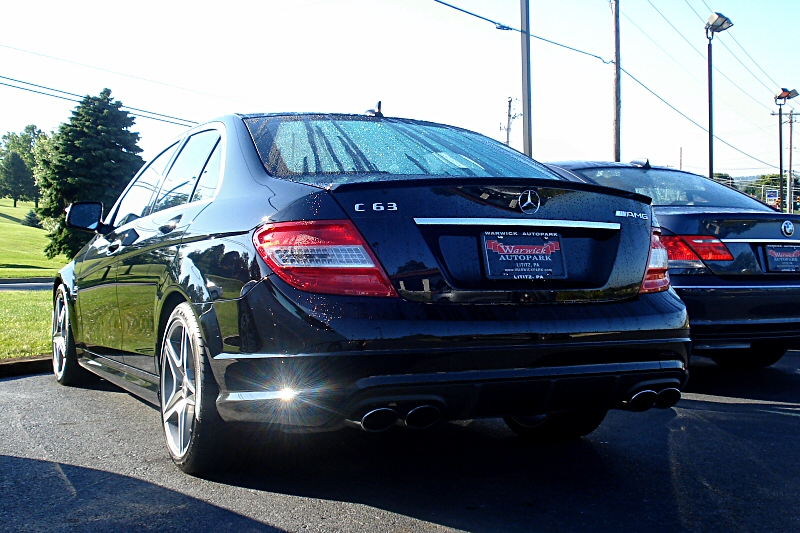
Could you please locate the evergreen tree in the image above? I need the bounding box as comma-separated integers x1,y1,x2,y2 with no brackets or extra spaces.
22,209,42,228
37,88,143,258
1,125,43,207
0,151,35,207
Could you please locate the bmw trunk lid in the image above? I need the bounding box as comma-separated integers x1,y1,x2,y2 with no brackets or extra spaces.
329,177,655,303
656,207,800,277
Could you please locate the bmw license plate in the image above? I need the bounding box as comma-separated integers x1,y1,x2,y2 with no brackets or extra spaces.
766,244,800,272
481,231,567,280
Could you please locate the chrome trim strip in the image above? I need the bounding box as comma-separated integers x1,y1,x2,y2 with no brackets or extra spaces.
721,239,800,244
677,285,800,290
413,218,620,230
219,391,304,402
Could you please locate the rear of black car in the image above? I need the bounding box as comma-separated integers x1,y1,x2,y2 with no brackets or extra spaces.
552,161,800,368
206,117,689,433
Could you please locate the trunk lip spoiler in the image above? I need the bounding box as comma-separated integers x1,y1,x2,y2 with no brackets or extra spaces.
327,176,652,205
413,218,620,231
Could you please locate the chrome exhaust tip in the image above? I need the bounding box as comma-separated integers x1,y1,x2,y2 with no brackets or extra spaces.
404,405,441,429
627,390,657,412
360,408,398,432
655,388,681,409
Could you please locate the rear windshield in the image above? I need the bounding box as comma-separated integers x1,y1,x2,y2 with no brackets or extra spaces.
243,115,561,185
570,167,771,211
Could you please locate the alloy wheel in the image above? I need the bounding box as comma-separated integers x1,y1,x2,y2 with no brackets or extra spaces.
161,316,200,459
52,289,68,380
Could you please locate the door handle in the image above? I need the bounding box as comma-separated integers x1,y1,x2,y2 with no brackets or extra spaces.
159,215,182,234
106,240,123,255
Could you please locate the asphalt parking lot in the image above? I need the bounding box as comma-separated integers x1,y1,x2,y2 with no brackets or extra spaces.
2,354,799,533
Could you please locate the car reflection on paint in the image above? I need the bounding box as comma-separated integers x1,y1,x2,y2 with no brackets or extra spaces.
549,159,800,369
52,113,689,475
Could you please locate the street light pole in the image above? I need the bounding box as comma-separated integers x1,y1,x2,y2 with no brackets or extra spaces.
520,0,532,158
774,89,798,212
707,34,714,181
705,13,733,182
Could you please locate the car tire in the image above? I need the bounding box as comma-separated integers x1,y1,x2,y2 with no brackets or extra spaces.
710,345,786,370
52,285,95,386
503,410,607,441
159,302,226,475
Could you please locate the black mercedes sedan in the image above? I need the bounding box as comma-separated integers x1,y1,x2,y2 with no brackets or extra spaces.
549,160,800,370
54,113,689,474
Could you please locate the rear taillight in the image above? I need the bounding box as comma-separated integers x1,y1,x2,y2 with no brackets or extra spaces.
640,231,670,294
660,235,733,268
253,220,398,297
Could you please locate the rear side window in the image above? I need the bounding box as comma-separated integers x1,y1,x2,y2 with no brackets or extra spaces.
152,130,221,214
244,115,561,185
191,141,221,202
113,143,178,227
571,167,772,211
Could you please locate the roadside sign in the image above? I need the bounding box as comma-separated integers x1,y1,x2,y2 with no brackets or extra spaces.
766,189,779,206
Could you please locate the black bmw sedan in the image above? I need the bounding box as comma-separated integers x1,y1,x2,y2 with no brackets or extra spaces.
54,113,689,473
549,160,800,370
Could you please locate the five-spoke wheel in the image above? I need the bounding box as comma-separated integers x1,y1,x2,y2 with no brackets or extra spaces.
52,285,92,386
159,302,224,474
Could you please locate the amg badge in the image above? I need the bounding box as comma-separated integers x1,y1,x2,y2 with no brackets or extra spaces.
615,210,648,220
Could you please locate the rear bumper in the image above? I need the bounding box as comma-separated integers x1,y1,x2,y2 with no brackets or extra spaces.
673,282,800,350
214,357,687,427
202,279,690,428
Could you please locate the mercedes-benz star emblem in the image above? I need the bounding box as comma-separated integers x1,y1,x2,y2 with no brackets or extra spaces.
518,189,541,214
782,220,795,237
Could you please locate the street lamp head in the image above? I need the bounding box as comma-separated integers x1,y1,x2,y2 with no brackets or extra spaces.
706,12,733,34
775,88,799,105
776,88,799,100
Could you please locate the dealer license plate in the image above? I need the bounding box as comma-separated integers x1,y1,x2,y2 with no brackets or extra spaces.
481,230,567,280
766,244,800,272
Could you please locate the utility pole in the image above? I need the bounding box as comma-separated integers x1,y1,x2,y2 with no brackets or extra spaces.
506,97,513,145
680,147,683,170
612,0,621,162
520,0,532,157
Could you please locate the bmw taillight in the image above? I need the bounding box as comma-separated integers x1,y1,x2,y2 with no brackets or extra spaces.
640,230,670,294
660,235,733,269
252,220,398,297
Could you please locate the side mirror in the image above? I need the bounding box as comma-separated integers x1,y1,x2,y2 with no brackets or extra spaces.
65,202,108,233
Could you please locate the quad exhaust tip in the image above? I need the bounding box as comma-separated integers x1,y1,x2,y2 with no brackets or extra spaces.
655,388,681,409
627,388,682,411
360,408,398,432
404,405,441,429
628,390,658,412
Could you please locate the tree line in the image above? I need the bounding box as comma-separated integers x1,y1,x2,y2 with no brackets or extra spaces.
0,88,143,258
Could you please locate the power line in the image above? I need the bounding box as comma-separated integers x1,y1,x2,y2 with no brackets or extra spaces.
620,10,771,137
693,0,798,113
0,79,195,127
433,0,777,171
0,75,197,124
432,0,613,64
0,43,258,108
643,0,772,113
683,1,786,102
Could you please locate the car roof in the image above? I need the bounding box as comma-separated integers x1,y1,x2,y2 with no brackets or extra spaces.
548,161,687,173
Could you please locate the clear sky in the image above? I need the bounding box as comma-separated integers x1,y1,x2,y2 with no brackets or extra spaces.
1,0,798,177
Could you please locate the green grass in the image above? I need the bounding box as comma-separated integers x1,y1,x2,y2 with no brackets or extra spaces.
0,198,67,279
0,290,51,360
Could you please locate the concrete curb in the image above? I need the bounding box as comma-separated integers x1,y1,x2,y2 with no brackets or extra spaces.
0,356,51,379
0,278,53,284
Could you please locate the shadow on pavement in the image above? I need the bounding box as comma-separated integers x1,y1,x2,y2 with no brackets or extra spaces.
685,351,800,404
0,454,286,532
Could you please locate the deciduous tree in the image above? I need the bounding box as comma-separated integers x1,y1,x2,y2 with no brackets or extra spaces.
37,89,143,258
0,151,35,207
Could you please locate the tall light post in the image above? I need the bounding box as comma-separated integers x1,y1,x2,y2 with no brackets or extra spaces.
705,12,733,181
775,88,798,212
520,0,532,157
